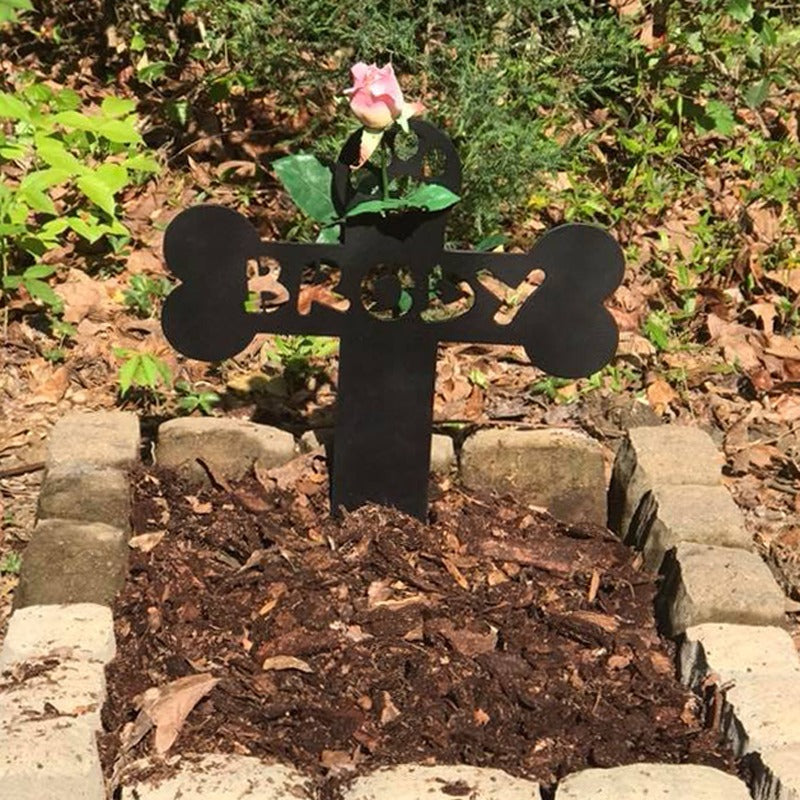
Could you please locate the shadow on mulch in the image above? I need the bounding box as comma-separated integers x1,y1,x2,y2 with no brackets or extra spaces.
98,463,741,799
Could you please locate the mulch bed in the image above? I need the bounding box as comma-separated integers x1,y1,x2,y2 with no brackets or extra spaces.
98,456,740,799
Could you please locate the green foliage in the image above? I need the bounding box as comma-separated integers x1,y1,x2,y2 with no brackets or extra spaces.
272,150,461,237
0,80,158,317
0,550,21,574
263,334,338,385
123,274,174,318
113,347,173,397
175,379,221,414
0,0,31,25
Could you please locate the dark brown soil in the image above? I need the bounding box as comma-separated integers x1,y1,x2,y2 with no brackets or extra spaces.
98,462,740,798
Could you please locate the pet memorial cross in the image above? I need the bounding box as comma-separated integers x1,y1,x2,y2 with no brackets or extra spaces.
161,120,624,520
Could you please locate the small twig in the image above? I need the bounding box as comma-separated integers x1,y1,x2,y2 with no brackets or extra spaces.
0,461,45,480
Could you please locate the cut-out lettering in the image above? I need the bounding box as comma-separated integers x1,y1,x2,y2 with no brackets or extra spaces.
297,262,350,316
477,267,545,325
245,256,289,314
361,264,414,321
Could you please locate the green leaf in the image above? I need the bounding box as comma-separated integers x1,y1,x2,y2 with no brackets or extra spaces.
757,18,778,47
19,185,56,214
20,168,70,193
405,184,461,212
272,154,337,223
24,263,56,279
700,100,736,136
316,225,341,244
76,174,116,216
52,110,99,132
25,278,62,310
124,153,160,173
67,215,107,243
97,118,142,144
118,355,140,396
139,354,159,388
0,92,30,122
726,0,754,22
34,134,87,175
0,142,28,160
53,88,81,112
476,234,508,252
345,196,405,217
95,163,130,194
101,96,137,119
744,78,770,109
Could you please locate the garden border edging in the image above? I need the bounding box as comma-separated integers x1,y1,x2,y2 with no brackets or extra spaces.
1,415,798,798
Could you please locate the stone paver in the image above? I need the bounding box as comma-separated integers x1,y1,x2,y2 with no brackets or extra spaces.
14,520,128,609
656,542,786,635
156,417,296,484
554,763,752,798
628,483,750,570
343,764,539,799
431,433,455,473
749,747,800,800
37,465,131,532
0,658,106,730
460,428,607,525
721,676,800,757
46,410,140,472
120,754,314,799
0,603,115,670
0,716,105,800
608,425,722,538
680,623,800,690
299,429,455,472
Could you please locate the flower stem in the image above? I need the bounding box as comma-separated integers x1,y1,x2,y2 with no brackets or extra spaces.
380,140,389,201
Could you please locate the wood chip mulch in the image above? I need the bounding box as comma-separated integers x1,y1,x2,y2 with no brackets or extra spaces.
98,463,740,799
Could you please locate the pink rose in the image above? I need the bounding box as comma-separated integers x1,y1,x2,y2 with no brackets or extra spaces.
345,62,404,130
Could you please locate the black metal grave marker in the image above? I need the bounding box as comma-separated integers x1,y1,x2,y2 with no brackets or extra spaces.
161,120,624,520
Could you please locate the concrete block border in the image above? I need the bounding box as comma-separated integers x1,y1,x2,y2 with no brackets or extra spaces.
2,415,797,798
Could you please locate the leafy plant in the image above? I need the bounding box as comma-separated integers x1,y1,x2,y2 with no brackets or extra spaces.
0,550,21,574
0,80,159,317
0,0,31,25
123,273,174,317
263,334,338,385
175,379,221,415
113,347,173,398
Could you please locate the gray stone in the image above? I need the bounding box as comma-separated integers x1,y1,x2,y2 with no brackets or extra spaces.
608,425,722,538
721,677,800,757
46,411,140,472
0,658,106,730
120,754,314,799
679,623,800,690
430,434,455,473
555,763,752,798
300,429,455,473
343,764,539,800
629,484,750,570
460,428,607,525
749,747,800,800
657,543,786,636
37,465,131,532
156,417,296,484
0,716,105,800
0,604,115,670
14,520,128,609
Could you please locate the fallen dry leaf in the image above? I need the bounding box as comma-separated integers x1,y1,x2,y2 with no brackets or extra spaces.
186,495,212,514
379,691,401,725
262,655,314,673
128,531,166,553
133,673,219,755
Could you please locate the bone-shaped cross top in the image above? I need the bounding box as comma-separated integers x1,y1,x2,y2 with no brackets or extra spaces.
162,120,624,520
